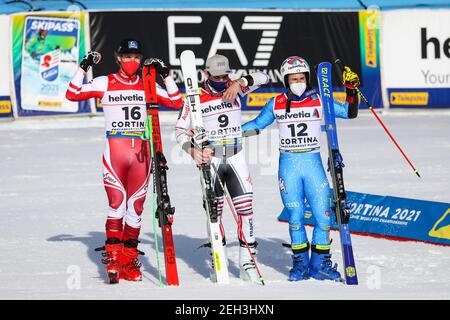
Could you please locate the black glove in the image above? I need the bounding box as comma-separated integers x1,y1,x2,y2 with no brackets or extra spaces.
80,51,102,72
144,58,169,78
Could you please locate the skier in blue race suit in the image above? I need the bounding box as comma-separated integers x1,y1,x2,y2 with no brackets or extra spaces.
242,56,360,281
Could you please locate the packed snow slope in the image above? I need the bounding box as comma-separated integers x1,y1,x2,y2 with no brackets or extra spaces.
0,110,449,300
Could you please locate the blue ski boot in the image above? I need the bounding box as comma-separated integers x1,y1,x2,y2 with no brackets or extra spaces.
309,249,342,282
288,251,310,281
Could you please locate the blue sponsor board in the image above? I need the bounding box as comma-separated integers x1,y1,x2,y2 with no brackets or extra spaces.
278,191,450,246
388,88,450,109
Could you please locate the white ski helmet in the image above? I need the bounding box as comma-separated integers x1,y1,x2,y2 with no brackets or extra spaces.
280,56,310,87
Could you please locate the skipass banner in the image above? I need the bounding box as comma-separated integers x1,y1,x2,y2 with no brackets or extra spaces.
89,10,384,111
11,12,90,116
279,191,450,246
381,9,450,108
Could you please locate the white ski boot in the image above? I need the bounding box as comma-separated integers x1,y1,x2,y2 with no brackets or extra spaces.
239,241,263,284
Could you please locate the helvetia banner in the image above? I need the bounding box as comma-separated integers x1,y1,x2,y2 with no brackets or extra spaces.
12,13,90,116
89,11,362,111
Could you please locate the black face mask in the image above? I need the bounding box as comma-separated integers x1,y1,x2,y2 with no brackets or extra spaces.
207,78,228,92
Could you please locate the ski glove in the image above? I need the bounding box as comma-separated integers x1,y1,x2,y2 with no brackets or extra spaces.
144,58,170,78
343,66,360,90
80,51,102,72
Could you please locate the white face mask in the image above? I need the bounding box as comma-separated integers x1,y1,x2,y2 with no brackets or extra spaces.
289,82,307,97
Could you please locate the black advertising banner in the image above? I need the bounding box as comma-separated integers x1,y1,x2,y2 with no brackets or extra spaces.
90,11,360,110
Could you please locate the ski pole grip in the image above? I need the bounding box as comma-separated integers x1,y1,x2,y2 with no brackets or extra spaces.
334,58,371,107
333,59,345,85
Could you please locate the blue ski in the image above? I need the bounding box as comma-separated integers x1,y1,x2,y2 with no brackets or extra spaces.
316,62,358,285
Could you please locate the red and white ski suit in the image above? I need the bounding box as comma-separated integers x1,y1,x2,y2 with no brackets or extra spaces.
66,68,182,241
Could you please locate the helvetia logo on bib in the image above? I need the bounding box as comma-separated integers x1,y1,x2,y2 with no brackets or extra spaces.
40,49,60,82
313,108,320,118
429,208,450,240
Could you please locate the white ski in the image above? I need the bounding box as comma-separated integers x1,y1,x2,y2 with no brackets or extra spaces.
180,49,230,284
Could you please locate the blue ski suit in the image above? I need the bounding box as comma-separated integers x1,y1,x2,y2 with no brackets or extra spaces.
242,88,356,250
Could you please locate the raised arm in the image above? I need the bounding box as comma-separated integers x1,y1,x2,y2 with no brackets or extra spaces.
66,68,107,101
66,51,105,101
335,65,361,119
156,76,183,110
223,71,270,102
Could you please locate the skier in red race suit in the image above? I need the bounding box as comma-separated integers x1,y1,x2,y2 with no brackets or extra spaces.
66,38,183,283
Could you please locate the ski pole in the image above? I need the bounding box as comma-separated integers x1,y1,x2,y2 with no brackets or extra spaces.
210,162,265,285
334,59,421,178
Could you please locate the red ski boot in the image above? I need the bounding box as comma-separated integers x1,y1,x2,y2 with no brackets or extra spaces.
96,238,123,284
120,239,144,281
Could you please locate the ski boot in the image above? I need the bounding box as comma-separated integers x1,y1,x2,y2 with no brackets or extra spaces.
120,239,144,281
288,243,310,281
239,241,263,285
288,251,310,281
309,246,342,282
96,238,123,284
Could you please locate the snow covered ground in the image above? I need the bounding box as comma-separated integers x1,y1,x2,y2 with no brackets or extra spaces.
0,110,449,300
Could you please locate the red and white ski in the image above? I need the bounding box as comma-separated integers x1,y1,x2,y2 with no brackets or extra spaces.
142,65,179,286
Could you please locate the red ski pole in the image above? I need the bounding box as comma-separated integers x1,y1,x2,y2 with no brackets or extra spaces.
334,59,421,178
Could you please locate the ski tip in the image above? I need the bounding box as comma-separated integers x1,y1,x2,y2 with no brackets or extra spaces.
180,49,195,59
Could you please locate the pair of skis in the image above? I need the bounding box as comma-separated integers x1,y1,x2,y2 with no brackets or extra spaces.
179,50,231,284
316,62,358,285
141,65,179,286
180,50,265,285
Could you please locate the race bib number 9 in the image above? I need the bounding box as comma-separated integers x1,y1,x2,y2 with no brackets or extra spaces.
201,100,242,141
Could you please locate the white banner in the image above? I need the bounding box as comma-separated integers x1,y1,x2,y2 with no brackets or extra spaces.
0,15,12,117
382,9,450,89
0,15,10,97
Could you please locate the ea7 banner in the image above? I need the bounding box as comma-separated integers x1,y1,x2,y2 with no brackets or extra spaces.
12,13,90,116
90,10,362,111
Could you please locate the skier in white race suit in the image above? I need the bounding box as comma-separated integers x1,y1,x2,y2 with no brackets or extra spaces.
175,54,269,284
